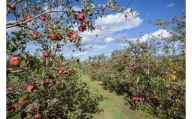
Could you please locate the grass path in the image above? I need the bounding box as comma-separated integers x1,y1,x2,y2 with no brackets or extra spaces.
80,75,158,119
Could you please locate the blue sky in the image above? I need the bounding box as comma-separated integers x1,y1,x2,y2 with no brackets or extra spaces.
6,0,186,61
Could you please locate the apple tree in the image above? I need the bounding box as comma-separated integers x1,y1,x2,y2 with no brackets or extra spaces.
6,0,136,118
82,1,186,118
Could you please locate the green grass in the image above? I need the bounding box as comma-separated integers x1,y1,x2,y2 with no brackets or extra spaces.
80,75,130,119
80,75,158,119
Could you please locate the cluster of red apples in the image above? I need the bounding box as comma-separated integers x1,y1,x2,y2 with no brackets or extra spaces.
7,5,84,119
8,52,74,118
20,14,46,23
77,13,87,32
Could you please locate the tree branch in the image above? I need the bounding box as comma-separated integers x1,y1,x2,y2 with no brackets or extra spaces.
7,98,37,119
6,5,133,29
6,0,24,16
20,25,40,34
7,10,71,29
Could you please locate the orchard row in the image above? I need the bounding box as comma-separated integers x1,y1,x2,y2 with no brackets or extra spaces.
81,39,185,118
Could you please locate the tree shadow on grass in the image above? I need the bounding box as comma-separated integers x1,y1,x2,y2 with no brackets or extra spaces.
47,95,108,119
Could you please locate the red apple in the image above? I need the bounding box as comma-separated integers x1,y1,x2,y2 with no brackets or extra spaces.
71,34,78,39
32,33,38,40
57,69,64,75
143,50,147,52
44,27,49,31
67,71,73,76
8,106,16,114
81,21,87,28
35,6,41,11
34,114,42,119
9,55,20,66
39,15,43,19
78,13,85,21
154,95,158,99
31,107,36,112
78,25,84,32
9,4,16,11
20,18,24,22
59,49,61,51
21,112,27,118
50,81,55,86
23,85,27,90
43,82,49,88
20,102,24,106
57,34,62,41
26,15,32,20
125,54,129,57
67,31,73,37
40,16,46,21
27,84,35,92
43,52,49,57
8,87,14,92
56,67,61,71
24,96,29,100
62,44,64,46
74,89,79,92
152,91,155,94
49,75,53,79
50,33,58,40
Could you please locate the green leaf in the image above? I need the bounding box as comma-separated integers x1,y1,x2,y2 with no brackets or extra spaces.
19,60,26,68
39,67,45,76
13,76,19,81
19,94,27,103
11,43,17,49
33,56,39,63
125,15,129,21
46,58,49,66
7,68,13,71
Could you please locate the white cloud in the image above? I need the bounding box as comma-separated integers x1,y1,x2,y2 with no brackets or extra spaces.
26,45,39,51
44,5,49,11
166,3,175,7
6,20,21,35
104,37,115,43
104,52,111,56
117,43,129,47
71,8,143,51
73,52,89,58
94,45,107,50
153,29,170,37
82,44,107,51
72,6,81,11
137,29,171,42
